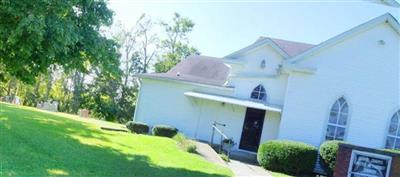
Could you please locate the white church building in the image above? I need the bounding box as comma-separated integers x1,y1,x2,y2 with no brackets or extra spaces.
134,13,400,153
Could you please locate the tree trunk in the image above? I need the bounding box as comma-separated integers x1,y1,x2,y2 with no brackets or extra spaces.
33,75,42,106
6,77,17,96
44,70,53,101
71,71,84,114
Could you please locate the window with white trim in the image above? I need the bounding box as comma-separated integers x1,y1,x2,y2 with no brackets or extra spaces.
250,85,266,101
385,110,400,149
325,97,348,140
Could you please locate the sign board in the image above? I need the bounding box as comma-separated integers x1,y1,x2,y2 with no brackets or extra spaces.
333,144,400,177
348,150,391,177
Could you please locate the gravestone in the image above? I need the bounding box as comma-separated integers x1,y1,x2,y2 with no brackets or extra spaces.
1,96,21,105
79,109,89,118
37,101,58,112
333,143,400,177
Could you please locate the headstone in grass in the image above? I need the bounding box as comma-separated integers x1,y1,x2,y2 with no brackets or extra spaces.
79,109,89,118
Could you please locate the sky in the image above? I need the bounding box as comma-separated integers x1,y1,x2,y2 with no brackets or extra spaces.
108,0,400,58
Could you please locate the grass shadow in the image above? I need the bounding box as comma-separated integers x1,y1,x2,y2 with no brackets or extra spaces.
0,103,232,177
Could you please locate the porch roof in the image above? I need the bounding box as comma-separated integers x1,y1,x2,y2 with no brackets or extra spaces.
184,91,282,113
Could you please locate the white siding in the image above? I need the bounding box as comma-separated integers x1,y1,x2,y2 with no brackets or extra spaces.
279,23,400,148
135,79,200,137
194,100,246,149
225,45,289,106
228,45,284,77
135,18,400,152
231,75,288,106
261,111,281,143
135,78,281,150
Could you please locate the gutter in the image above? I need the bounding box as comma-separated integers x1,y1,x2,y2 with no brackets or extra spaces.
280,63,316,74
135,74,235,91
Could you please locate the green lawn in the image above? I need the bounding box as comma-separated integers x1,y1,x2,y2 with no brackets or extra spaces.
271,172,296,177
0,102,232,177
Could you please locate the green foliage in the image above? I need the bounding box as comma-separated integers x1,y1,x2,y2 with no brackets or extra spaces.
219,153,230,162
153,125,178,138
0,12,197,126
319,140,343,173
84,70,121,121
173,133,186,142
222,138,234,145
154,54,180,73
186,144,197,153
383,148,400,154
154,47,198,73
0,103,233,177
0,0,123,121
257,140,318,175
115,85,137,122
126,121,149,134
0,0,118,83
270,172,296,177
155,13,199,73
173,133,197,153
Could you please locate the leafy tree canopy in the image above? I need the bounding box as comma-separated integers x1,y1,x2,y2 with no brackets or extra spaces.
0,0,119,83
155,13,199,73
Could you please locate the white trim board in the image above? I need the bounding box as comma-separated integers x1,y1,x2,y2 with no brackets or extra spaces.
287,13,400,64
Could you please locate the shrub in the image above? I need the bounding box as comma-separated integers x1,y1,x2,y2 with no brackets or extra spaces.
383,148,400,154
222,138,234,145
186,144,197,153
319,140,342,172
125,121,149,134
173,133,197,153
152,125,178,138
220,153,230,162
173,133,186,143
257,140,318,175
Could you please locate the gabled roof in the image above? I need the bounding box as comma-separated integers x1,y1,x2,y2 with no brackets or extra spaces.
224,37,315,59
371,0,400,7
269,38,315,57
287,13,400,64
140,13,400,86
140,55,230,87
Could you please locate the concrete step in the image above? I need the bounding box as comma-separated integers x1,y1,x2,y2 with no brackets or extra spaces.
229,150,258,164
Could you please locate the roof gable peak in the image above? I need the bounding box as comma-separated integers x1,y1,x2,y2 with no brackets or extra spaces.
224,37,314,59
287,13,400,64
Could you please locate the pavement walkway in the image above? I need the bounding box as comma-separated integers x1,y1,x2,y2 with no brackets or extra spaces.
227,159,273,177
194,141,272,177
194,141,227,166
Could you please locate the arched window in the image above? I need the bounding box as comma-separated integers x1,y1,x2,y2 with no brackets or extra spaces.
325,97,349,140
386,110,400,149
250,85,266,101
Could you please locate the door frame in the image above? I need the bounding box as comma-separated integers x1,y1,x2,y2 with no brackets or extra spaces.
238,107,266,152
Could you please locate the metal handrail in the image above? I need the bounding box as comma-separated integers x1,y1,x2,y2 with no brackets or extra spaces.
212,125,228,140
210,121,234,157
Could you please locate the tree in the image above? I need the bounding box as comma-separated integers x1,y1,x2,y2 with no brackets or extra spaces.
155,13,199,73
71,71,85,114
103,14,158,122
0,0,119,83
84,67,122,122
43,67,55,101
48,71,76,113
112,14,158,76
0,9,200,124
135,14,158,73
